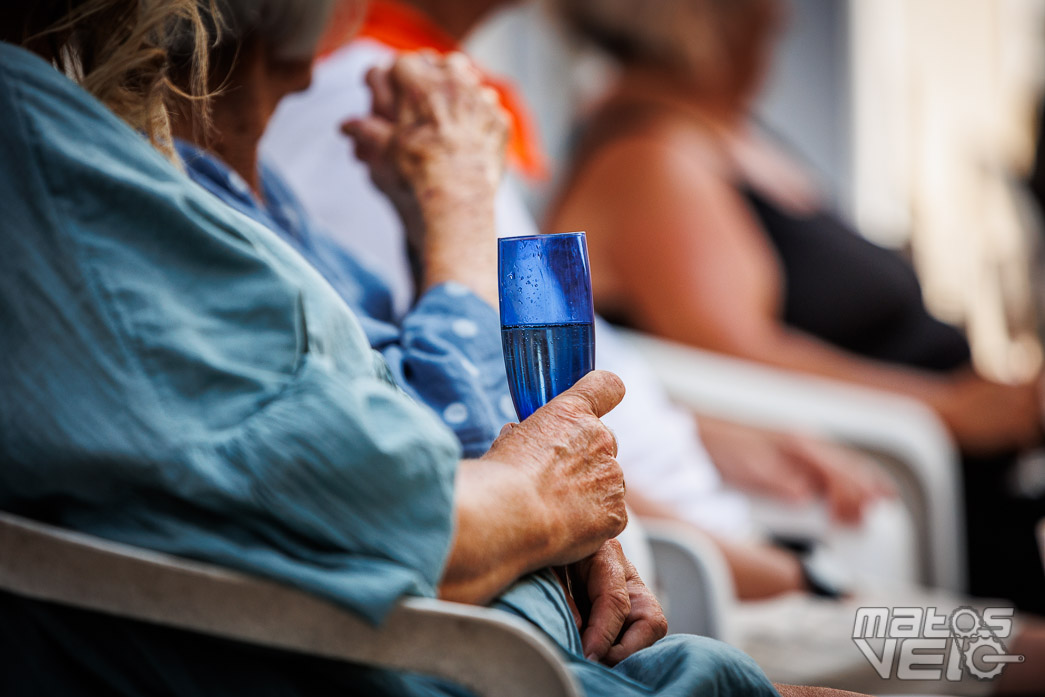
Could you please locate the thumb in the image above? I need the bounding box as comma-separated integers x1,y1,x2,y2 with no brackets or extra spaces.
341,116,394,147
491,421,517,446
341,117,394,163
549,370,625,419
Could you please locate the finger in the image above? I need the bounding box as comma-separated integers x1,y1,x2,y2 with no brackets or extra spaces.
770,455,818,502
852,455,897,498
389,54,436,124
826,478,865,525
340,116,392,143
480,86,510,136
581,587,629,662
491,422,518,447
341,117,394,162
774,480,816,504
604,619,664,666
480,86,501,108
365,65,396,120
579,542,630,661
445,51,482,84
603,559,667,666
816,459,878,523
550,370,626,419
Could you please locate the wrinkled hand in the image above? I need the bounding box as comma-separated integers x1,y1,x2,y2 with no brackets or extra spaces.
342,51,508,252
482,370,629,566
569,539,667,665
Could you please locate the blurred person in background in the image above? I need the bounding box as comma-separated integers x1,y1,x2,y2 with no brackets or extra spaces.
0,2,813,696
257,2,1045,693
547,0,1045,613
212,0,827,605
263,0,900,571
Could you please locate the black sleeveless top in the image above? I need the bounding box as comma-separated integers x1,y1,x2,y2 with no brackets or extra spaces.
567,100,971,374
741,186,970,372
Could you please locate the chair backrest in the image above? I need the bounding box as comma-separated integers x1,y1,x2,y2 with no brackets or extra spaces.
0,511,581,697
617,328,965,593
642,520,737,644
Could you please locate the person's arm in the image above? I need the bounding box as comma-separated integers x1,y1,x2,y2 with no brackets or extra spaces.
569,539,668,664
699,416,896,525
712,536,806,600
551,134,1041,454
356,285,510,457
341,52,515,454
344,51,506,308
623,490,806,601
443,372,669,664
438,370,629,605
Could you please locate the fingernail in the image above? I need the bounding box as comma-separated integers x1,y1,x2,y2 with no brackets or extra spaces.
585,653,598,662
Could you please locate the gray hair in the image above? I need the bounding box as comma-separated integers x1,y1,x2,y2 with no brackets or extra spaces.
171,0,340,61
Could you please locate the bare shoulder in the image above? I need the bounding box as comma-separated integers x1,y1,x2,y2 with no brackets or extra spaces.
598,117,724,182
565,118,735,219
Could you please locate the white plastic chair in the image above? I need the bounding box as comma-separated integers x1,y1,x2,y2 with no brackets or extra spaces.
642,520,737,643
617,329,966,593
0,511,582,697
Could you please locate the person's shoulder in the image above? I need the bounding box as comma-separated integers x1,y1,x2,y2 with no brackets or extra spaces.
0,41,63,88
0,41,132,135
575,111,729,202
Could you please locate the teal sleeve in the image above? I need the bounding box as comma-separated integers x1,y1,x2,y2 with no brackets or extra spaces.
0,42,460,624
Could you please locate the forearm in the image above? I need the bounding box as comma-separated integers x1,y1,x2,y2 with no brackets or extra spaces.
439,458,553,604
673,321,1044,453
416,188,499,307
661,527,805,600
714,536,805,600
623,495,803,600
688,322,955,415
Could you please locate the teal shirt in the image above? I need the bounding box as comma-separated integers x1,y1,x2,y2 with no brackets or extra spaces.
0,42,778,697
0,40,458,623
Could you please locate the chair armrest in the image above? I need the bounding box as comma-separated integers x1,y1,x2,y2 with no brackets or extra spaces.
641,519,737,643
616,329,966,592
0,512,581,697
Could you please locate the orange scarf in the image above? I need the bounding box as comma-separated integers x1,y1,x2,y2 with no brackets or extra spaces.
318,0,550,180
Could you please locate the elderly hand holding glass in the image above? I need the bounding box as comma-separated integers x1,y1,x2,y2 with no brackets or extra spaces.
340,52,663,661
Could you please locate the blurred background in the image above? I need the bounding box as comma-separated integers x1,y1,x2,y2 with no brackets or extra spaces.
468,0,1045,383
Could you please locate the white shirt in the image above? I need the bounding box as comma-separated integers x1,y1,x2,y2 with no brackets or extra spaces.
261,39,753,540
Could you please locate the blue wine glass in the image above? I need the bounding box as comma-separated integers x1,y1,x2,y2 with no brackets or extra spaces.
498,232,596,421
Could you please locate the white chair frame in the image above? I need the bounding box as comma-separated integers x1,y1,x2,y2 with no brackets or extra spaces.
618,329,966,592
0,511,582,697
